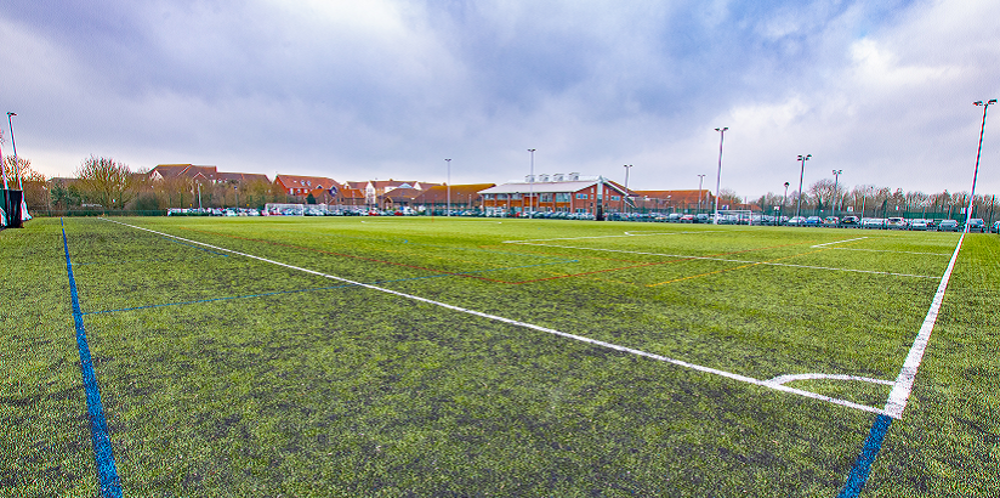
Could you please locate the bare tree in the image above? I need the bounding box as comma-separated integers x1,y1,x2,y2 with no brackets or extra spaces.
75,156,138,209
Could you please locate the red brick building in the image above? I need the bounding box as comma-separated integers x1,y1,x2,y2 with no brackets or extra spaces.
479,174,631,218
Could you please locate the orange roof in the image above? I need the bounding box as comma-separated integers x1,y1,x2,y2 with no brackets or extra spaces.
275,175,340,191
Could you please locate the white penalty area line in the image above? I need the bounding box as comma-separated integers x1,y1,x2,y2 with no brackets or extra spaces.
811,236,869,248
103,218,891,417
883,233,966,419
504,242,937,279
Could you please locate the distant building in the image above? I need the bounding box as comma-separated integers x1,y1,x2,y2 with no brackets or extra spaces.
414,183,496,212
274,175,340,197
344,180,439,207
479,174,631,218
148,164,218,182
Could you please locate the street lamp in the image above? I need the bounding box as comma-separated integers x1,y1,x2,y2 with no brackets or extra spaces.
832,169,842,218
445,158,451,217
782,181,790,224
796,154,811,218
697,174,706,213
623,164,633,214
527,148,536,218
713,127,728,224
7,112,19,190
967,99,996,232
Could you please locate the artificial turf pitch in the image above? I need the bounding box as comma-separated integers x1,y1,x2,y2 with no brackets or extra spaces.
2,216,997,496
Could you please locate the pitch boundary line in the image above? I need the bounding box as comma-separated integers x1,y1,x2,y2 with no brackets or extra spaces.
104,218,895,417
765,373,895,387
883,233,965,418
505,230,717,243
505,242,937,279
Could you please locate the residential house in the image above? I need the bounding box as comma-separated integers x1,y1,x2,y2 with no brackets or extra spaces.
414,184,496,212
275,175,340,197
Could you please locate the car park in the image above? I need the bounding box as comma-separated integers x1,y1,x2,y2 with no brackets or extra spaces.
937,219,959,232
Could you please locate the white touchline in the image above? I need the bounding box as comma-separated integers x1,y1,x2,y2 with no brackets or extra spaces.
883,233,966,419
505,242,937,279
103,219,893,417
765,373,895,387
811,237,869,248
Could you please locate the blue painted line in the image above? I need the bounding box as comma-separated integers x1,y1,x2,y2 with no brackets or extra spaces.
837,414,893,498
83,258,579,316
75,255,213,266
61,220,123,498
83,284,360,315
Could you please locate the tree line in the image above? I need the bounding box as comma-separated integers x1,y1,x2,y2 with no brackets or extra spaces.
5,154,998,221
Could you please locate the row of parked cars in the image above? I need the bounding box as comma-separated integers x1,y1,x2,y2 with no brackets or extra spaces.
782,215,996,232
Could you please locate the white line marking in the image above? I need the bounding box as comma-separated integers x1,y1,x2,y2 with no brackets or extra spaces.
827,247,952,256
811,237,869,248
104,219,891,417
505,231,711,243
505,242,937,279
883,233,965,418
765,373,895,387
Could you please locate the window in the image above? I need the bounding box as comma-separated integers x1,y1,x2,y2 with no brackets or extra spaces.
540,193,553,203
576,193,589,200
497,193,507,200
611,195,620,201
510,193,522,200
555,193,570,202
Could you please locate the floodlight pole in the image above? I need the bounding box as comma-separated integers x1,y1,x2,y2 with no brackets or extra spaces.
527,148,536,219
697,174,706,212
782,181,790,224
623,164,632,213
7,112,18,189
966,99,996,232
831,169,842,218
796,154,811,219
713,127,728,224
445,158,451,217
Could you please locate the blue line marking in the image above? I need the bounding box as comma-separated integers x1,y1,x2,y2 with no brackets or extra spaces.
837,414,893,498
61,219,123,498
82,260,580,316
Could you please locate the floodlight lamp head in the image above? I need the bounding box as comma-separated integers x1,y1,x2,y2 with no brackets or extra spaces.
990,99,998,104
975,101,983,106
6,112,14,117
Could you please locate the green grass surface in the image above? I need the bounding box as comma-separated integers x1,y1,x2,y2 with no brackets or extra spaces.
3,216,997,496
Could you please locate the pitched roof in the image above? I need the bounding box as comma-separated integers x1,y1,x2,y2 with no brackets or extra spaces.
217,172,270,183
274,175,340,191
480,179,627,196
149,164,218,181
414,184,496,203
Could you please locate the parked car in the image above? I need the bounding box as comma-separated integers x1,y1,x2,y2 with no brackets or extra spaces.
841,215,860,226
805,216,823,226
823,216,839,226
937,219,959,232
965,218,986,233
786,216,807,226
861,218,885,229
993,220,1000,233
886,217,907,230
908,219,934,231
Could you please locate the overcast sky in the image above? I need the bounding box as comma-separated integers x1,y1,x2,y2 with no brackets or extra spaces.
2,0,998,199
